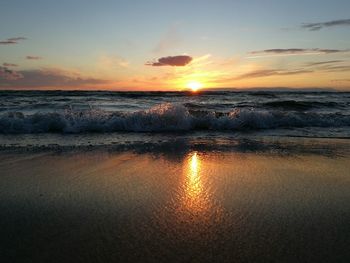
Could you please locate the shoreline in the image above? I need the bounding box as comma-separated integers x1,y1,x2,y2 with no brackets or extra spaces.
1,134,350,157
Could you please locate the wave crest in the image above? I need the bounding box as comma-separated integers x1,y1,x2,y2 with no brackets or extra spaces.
0,103,349,134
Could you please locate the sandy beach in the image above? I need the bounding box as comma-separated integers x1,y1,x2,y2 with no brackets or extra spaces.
1,137,349,262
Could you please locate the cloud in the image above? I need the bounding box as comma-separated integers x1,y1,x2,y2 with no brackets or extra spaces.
0,37,26,45
302,59,350,72
0,66,23,80
235,60,350,80
317,65,350,73
2,63,18,67
0,40,17,45
249,48,348,57
8,37,27,41
26,56,42,60
235,69,312,80
305,60,344,67
146,55,192,67
190,54,213,66
302,19,350,31
0,68,109,88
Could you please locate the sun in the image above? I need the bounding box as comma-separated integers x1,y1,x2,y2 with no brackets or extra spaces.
187,81,203,92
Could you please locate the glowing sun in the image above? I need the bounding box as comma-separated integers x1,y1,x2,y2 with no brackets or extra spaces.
187,81,202,92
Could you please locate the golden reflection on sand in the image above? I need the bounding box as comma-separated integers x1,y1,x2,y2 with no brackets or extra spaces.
152,151,225,239
187,152,202,199
180,151,210,214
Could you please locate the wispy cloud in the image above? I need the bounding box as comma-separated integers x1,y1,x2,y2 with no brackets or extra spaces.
0,37,26,45
146,55,192,66
235,69,312,80
302,19,350,31
303,60,350,72
0,68,109,88
2,63,18,67
317,65,350,73
0,66,23,80
235,59,350,80
305,60,344,67
26,56,42,60
8,37,27,41
248,48,349,58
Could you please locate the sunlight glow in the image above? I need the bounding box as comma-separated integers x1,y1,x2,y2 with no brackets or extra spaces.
187,81,203,92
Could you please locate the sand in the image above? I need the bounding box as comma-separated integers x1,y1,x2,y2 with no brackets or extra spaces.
1,139,350,262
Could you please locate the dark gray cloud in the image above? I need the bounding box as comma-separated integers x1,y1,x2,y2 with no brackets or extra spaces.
0,68,109,88
0,66,23,80
235,69,312,80
0,40,17,45
3,63,18,67
146,55,192,66
302,19,350,31
249,48,348,56
0,37,27,45
26,56,42,60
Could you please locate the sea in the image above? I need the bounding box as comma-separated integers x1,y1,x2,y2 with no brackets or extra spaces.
0,90,349,148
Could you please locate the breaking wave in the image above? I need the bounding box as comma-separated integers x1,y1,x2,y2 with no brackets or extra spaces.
1,103,349,134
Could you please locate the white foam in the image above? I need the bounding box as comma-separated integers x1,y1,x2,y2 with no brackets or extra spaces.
0,103,349,134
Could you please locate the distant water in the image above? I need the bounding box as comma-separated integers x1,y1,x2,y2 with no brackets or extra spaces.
0,90,349,139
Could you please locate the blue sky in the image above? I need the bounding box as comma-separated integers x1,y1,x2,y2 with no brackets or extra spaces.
1,0,350,90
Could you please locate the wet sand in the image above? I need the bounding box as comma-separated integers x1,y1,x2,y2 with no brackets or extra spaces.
1,140,350,262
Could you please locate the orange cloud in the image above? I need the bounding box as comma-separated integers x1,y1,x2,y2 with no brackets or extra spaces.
0,68,109,89
0,66,23,80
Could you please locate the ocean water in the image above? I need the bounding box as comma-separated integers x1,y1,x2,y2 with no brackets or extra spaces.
0,90,349,139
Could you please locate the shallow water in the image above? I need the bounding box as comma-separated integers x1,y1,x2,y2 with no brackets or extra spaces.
1,140,350,262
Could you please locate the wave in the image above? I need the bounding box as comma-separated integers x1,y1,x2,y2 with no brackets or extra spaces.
0,103,349,134
263,100,341,110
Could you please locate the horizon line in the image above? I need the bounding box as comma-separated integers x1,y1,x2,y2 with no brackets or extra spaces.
0,87,346,92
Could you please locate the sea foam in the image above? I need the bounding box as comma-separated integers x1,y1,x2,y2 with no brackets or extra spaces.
1,103,349,134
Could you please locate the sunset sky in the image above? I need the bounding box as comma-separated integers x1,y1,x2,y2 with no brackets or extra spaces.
1,0,350,90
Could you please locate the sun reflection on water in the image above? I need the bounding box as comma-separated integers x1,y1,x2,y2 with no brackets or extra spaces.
153,151,225,240
187,152,202,200
181,151,209,214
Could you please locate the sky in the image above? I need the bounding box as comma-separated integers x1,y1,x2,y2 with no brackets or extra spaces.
1,0,350,90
